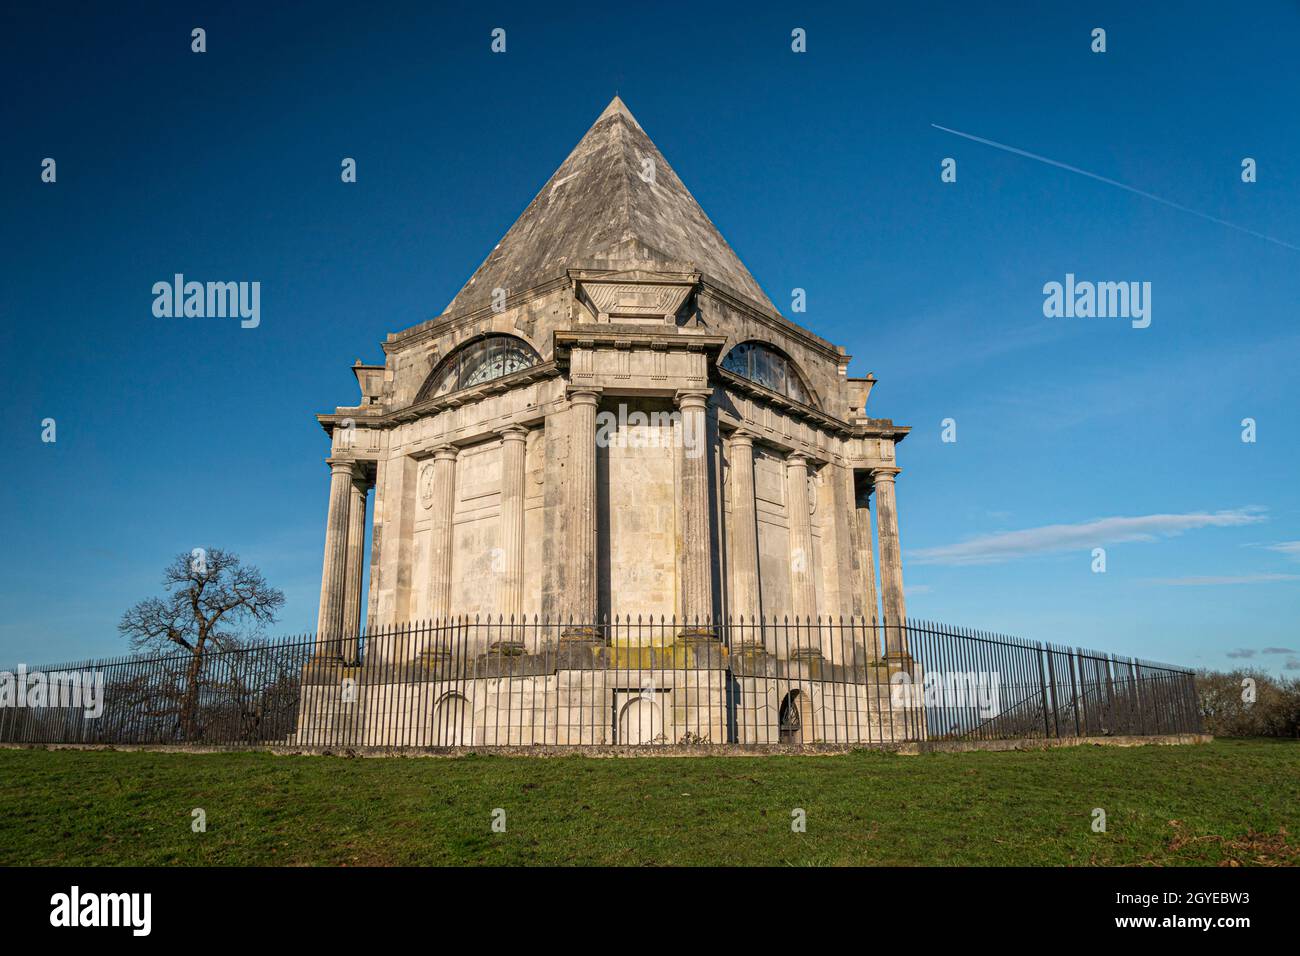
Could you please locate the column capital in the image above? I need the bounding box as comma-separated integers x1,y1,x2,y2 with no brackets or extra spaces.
431,444,459,462
729,429,756,449
871,466,901,484
567,386,603,406
785,450,811,468
326,458,358,477
496,424,529,443
674,388,712,410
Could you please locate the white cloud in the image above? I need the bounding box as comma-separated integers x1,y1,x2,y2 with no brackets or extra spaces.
1264,541,1300,560
911,508,1266,567
1142,573,1300,587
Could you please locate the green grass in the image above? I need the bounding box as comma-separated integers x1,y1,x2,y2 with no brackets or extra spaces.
1,739,1296,866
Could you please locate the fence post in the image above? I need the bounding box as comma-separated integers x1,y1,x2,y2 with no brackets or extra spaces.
1074,648,1089,736
1103,656,1118,733
1128,659,1144,736
1046,646,1061,738
1035,643,1051,738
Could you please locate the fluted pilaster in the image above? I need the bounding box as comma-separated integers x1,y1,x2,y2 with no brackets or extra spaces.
497,425,528,621
426,445,459,622
676,388,714,634
785,453,818,641
728,431,761,625
565,388,601,635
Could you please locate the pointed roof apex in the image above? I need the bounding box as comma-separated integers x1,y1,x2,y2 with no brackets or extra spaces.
440,98,775,317
597,94,642,131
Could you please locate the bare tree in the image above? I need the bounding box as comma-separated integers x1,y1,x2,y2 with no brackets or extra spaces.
118,548,285,740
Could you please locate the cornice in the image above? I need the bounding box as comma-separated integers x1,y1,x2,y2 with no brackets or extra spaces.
716,368,853,436
553,328,728,356
697,280,847,365
316,360,562,433
378,268,851,370
851,418,912,444
382,275,571,353
316,355,909,447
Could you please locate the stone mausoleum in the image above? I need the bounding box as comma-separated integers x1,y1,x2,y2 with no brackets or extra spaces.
300,98,916,747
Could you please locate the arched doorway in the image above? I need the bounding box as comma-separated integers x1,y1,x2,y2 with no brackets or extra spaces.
778,690,803,745
618,696,665,745
434,693,472,746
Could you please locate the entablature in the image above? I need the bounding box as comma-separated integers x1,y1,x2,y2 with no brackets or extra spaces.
570,268,700,324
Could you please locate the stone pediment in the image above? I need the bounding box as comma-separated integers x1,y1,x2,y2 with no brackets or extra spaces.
573,269,700,324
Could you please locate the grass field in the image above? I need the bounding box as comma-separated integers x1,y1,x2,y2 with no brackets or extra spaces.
0,739,1295,866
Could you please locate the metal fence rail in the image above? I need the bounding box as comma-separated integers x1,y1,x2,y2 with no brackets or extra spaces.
0,617,1201,748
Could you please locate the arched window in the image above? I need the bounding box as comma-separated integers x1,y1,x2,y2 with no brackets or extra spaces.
418,335,541,401
720,341,814,406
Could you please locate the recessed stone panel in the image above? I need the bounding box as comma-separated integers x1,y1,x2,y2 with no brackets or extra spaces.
598,401,678,624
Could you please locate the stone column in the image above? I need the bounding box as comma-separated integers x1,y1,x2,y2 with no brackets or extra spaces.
564,388,601,638
497,425,528,622
340,476,368,662
315,459,356,658
426,445,459,622
852,482,881,660
785,452,819,657
728,431,761,628
872,467,909,657
374,455,416,632
676,389,715,636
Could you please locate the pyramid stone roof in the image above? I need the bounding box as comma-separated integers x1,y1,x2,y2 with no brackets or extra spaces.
442,96,776,318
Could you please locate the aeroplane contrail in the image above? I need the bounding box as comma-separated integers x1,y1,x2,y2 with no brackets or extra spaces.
930,123,1300,252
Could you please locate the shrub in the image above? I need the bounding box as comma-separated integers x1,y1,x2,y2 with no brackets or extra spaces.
1196,669,1300,738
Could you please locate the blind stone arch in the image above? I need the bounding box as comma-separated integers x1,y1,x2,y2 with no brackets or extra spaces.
617,696,665,745
433,692,473,746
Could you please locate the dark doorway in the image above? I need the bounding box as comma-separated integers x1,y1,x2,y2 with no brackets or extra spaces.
778,690,803,745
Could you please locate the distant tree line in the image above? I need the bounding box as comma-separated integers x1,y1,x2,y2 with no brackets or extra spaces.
1196,669,1300,738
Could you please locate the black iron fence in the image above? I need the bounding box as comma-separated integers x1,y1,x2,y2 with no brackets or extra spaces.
0,617,1201,748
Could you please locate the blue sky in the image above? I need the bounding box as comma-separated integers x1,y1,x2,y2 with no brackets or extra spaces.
2,1,1297,673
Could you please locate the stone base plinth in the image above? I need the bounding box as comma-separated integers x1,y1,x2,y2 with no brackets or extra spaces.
293,651,923,748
